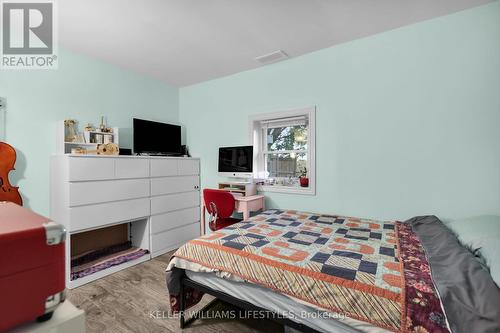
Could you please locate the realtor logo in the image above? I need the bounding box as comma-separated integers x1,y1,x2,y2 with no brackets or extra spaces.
1,0,58,69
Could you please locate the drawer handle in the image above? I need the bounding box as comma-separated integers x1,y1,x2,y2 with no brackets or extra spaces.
194,185,199,190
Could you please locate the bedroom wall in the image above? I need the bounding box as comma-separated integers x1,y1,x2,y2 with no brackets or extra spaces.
180,2,500,227
0,48,179,215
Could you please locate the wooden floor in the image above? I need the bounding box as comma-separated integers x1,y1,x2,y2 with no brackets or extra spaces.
67,252,283,333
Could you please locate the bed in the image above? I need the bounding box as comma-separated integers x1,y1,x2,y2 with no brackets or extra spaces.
166,209,500,333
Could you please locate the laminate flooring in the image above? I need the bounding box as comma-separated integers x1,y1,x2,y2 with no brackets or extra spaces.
67,251,283,333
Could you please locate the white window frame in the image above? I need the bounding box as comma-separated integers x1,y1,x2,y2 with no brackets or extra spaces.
249,106,316,195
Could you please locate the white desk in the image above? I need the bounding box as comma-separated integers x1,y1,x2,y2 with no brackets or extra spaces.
7,301,85,333
201,194,265,235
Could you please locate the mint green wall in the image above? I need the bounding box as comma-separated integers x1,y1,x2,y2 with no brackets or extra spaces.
180,2,500,225
0,48,179,215
2,3,499,222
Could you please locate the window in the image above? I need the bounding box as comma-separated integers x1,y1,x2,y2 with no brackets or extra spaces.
250,107,315,195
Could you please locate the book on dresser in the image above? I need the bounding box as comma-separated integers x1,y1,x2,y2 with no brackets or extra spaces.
50,155,201,289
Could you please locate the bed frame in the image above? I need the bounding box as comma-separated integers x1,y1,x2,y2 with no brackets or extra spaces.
179,275,321,332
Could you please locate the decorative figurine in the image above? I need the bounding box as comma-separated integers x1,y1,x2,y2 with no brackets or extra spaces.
64,120,78,142
99,116,106,132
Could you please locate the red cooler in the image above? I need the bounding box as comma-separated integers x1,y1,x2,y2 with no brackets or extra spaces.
0,202,66,332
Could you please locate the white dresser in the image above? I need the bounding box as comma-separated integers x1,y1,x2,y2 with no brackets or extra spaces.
50,155,201,288
149,157,201,257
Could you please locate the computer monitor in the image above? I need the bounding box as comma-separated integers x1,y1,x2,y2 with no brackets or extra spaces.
218,146,253,178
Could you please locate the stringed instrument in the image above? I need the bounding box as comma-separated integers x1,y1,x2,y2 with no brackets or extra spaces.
0,142,23,205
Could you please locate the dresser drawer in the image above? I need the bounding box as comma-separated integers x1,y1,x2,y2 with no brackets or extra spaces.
150,159,178,177
151,222,200,256
68,157,114,181
69,198,150,232
150,176,199,196
69,179,150,207
115,158,149,179
178,159,199,176
150,191,199,215
150,206,200,234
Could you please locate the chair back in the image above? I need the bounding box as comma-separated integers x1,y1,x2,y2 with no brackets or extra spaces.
203,189,235,219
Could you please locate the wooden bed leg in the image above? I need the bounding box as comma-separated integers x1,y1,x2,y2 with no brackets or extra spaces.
179,279,186,329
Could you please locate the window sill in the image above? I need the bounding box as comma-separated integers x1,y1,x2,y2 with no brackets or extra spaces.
257,185,315,195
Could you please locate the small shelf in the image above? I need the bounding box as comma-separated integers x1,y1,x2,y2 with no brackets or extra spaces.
221,188,246,193
85,131,116,135
218,182,257,196
64,142,97,146
57,120,119,155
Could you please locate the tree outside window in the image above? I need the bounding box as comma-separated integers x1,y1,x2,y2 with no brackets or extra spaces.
265,125,308,180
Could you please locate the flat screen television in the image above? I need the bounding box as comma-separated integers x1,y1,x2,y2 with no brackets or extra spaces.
218,146,253,178
133,118,181,155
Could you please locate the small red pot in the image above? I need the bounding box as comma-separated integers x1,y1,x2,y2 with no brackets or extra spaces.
299,177,309,187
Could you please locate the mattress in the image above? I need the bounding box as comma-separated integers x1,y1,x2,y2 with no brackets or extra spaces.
186,269,389,333
167,211,500,333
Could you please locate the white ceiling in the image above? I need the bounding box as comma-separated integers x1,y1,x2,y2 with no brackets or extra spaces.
59,0,491,87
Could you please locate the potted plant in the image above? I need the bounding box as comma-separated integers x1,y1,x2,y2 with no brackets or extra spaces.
299,167,309,187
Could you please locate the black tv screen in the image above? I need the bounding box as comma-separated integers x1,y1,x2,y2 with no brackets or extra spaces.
133,118,181,155
218,146,253,174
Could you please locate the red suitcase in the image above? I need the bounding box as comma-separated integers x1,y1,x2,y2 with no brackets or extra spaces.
0,202,66,332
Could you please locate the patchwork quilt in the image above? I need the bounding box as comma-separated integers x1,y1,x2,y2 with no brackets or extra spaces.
167,209,450,333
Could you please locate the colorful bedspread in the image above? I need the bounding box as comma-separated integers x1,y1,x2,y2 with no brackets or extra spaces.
167,209,450,333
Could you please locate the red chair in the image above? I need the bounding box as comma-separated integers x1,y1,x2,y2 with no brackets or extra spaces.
203,189,241,231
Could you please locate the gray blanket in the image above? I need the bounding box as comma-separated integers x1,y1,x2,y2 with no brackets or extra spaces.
407,216,500,333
